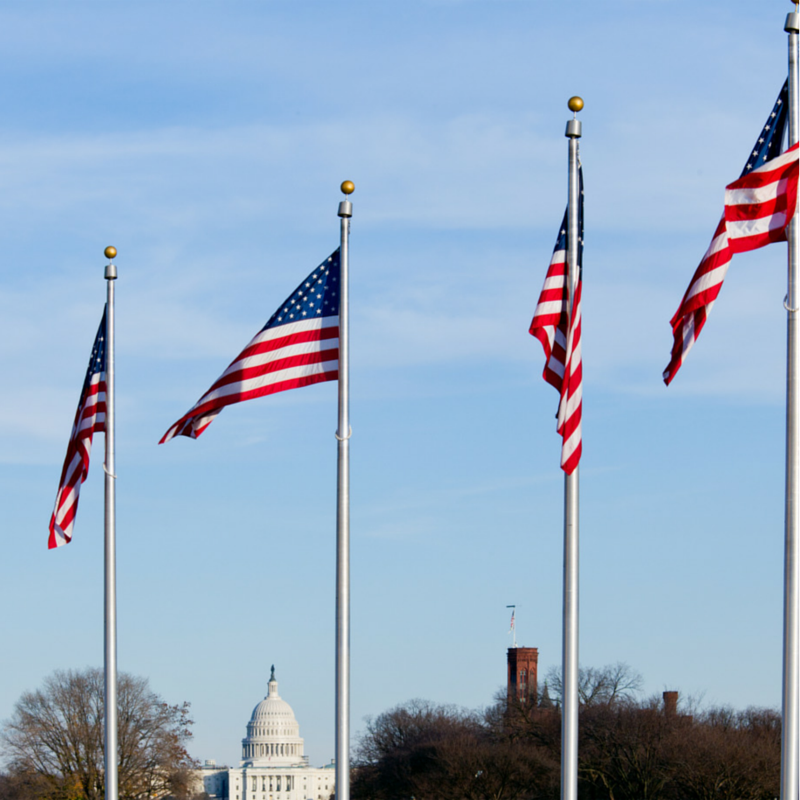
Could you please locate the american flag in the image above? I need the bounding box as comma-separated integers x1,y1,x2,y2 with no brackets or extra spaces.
508,609,515,633
529,209,570,391
160,251,340,443
529,168,584,474
724,142,798,253
48,309,107,550
663,81,789,385
557,278,582,475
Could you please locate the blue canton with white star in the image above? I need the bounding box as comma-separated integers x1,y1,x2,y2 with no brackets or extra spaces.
82,307,107,392
262,250,340,330
741,80,789,177
552,166,585,278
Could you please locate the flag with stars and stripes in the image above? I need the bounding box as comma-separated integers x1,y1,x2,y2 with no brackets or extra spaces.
724,141,798,253
49,308,107,549
529,167,584,474
663,80,789,385
557,276,582,474
160,251,340,443
529,208,570,392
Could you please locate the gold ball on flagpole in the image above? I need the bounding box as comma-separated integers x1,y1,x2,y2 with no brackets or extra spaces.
568,96,584,113
104,246,117,259
340,181,355,195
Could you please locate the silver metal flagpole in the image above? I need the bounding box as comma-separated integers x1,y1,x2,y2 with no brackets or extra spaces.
562,97,583,800
103,245,118,800
783,8,800,800
336,182,354,800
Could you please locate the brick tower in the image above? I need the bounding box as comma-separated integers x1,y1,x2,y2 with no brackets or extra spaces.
507,647,538,705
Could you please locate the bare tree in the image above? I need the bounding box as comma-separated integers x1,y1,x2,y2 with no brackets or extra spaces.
0,668,197,800
353,699,559,800
671,706,780,800
579,697,682,800
354,666,780,800
545,663,643,707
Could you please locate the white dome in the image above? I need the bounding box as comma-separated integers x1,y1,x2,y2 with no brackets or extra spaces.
250,688,298,727
241,667,305,767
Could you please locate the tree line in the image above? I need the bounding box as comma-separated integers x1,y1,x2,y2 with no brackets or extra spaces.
0,663,781,800
352,664,780,800
0,668,197,800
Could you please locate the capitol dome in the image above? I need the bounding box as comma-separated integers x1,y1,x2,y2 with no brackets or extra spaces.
241,667,306,767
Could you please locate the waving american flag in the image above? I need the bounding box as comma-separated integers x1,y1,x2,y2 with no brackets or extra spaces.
161,251,340,443
49,309,107,549
663,81,789,385
529,167,584,474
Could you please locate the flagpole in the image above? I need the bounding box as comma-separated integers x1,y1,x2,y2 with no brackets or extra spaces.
336,182,354,800
562,97,582,800
783,10,800,800
103,246,118,800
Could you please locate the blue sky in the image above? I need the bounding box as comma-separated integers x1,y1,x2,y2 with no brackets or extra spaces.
0,0,795,770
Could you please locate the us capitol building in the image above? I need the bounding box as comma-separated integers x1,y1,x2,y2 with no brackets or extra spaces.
193,668,335,800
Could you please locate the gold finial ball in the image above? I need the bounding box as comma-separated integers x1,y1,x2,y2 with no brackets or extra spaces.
340,180,355,195
104,246,117,260
568,96,584,113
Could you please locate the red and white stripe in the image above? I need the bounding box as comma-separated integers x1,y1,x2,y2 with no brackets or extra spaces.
530,239,582,475
724,142,798,253
662,214,731,385
48,372,107,549
529,245,568,392
160,317,339,443
557,279,582,475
